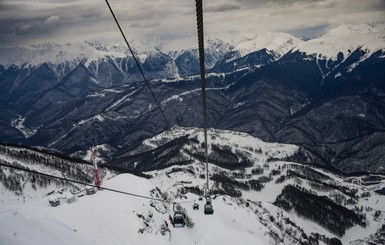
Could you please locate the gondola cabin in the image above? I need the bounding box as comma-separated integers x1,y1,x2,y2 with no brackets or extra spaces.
86,186,96,195
204,203,214,215
173,212,186,228
193,203,199,210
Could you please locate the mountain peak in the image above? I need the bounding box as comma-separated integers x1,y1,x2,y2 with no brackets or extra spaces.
232,31,302,58
330,22,385,34
0,22,383,69
297,22,385,59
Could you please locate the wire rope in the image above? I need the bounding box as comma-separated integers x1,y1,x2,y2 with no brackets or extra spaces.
0,162,164,202
195,0,210,196
104,0,182,150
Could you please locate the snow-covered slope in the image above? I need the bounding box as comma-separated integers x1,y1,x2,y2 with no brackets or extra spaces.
129,126,299,171
296,22,385,59
1,160,384,244
0,41,125,69
1,128,385,245
0,38,231,80
0,173,272,245
0,39,173,74
232,31,302,58
144,127,298,157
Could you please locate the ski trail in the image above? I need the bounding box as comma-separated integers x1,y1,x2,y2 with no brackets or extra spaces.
315,58,326,85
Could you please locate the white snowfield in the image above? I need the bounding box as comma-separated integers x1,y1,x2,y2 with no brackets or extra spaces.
1,128,385,245
1,165,384,245
233,31,302,58
296,22,385,60
0,174,271,245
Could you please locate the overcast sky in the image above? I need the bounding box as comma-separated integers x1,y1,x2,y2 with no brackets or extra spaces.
1,0,384,49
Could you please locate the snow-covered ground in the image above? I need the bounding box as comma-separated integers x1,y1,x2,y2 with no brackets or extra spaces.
1,127,385,244
1,160,384,245
0,174,272,245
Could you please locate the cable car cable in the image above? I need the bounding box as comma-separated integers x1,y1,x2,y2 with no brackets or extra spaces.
195,0,210,196
0,162,164,202
104,0,183,150
195,2,215,215
0,162,202,206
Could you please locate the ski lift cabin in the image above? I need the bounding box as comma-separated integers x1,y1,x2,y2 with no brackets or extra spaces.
173,203,186,228
193,202,199,210
173,212,186,228
204,197,214,214
204,203,214,214
86,186,96,195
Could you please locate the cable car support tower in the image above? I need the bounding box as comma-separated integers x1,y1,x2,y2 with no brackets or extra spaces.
91,147,102,189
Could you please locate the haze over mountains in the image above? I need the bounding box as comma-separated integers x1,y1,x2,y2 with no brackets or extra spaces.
0,22,384,174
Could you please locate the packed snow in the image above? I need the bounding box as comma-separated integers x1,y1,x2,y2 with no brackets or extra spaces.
0,174,272,245
1,127,385,244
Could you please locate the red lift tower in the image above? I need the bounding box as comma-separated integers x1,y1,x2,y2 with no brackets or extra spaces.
91,147,102,189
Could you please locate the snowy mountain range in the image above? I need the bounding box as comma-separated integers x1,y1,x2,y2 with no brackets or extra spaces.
0,22,384,176
296,23,385,59
1,23,384,70
1,129,384,244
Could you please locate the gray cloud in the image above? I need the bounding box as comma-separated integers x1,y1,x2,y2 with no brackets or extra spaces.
286,24,330,39
129,22,160,29
0,0,384,48
270,0,324,4
205,3,241,13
